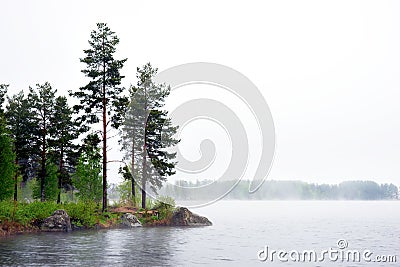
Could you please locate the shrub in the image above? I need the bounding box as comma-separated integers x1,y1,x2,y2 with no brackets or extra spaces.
64,201,98,227
0,200,16,222
14,201,60,226
153,196,175,221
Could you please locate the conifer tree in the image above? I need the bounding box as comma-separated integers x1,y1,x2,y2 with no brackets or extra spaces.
28,82,56,201
49,96,79,203
122,63,179,209
71,23,128,211
6,91,35,201
0,116,16,201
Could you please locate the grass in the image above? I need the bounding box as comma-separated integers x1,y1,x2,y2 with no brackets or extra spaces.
0,198,178,234
0,200,115,230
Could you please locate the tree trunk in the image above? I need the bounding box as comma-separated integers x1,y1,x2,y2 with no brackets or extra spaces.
141,135,147,209
40,131,46,202
131,139,136,205
141,84,148,209
14,158,18,202
57,145,64,204
102,35,108,212
141,178,146,209
102,92,108,211
141,146,146,209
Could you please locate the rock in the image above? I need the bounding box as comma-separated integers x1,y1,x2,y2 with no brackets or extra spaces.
71,222,84,231
41,210,72,232
171,207,212,226
120,213,142,227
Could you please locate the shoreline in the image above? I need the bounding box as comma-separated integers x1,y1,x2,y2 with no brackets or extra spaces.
0,206,212,237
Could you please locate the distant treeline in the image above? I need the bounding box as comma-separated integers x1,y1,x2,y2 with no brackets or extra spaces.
160,180,399,200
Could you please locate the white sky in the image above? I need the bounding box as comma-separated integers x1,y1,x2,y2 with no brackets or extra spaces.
1,0,400,185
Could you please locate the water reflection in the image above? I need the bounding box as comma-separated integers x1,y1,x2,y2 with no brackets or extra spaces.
0,228,180,266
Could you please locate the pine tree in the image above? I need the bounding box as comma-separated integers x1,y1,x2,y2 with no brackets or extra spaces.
122,63,179,209
28,82,56,201
0,84,17,201
119,86,146,205
49,96,79,203
70,23,128,211
0,116,16,201
5,91,35,201
146,109,179,190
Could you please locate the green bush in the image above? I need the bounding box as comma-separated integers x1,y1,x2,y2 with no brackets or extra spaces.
64,201,98,227
0,200,16,222
0,200,100,228
153,196,175,220
0,201,62,226
14,201,60,226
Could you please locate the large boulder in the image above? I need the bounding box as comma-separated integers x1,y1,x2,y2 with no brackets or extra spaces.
41,210,72,232
120,213,142,227
171,207,212,226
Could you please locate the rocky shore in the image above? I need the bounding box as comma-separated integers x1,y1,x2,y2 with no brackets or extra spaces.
1,206,212,236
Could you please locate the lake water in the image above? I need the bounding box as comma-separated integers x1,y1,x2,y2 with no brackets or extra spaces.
0,201,399,266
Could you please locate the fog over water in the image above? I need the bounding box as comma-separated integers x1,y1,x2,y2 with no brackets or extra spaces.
1,201,398,266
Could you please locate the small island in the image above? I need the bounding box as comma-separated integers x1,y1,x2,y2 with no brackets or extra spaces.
0,23,213,237
0,201,212,237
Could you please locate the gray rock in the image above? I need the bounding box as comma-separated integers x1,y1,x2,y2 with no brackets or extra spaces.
41,210,72,232
171,207,212,226
120,213,142,227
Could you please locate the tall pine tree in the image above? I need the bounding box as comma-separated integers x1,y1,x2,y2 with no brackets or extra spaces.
70,23,128,211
